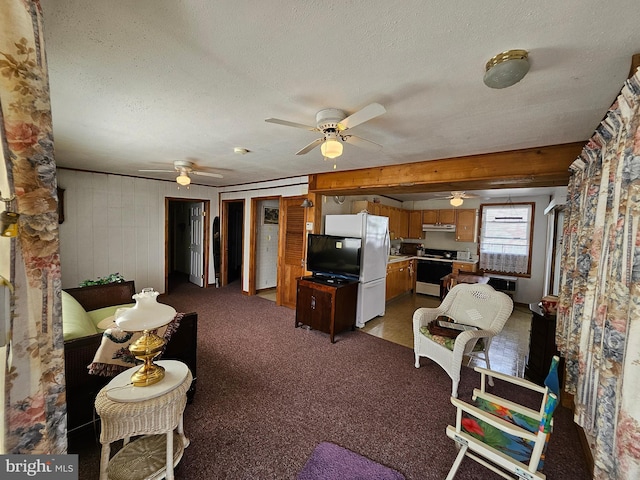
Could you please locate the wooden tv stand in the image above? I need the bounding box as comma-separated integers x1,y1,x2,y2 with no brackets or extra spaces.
295,276,358,343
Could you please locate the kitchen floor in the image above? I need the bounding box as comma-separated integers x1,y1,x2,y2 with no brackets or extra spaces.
360,292,532,378
259,287,532,378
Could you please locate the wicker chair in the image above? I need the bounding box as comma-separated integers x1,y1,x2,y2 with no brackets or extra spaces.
413,283,513,398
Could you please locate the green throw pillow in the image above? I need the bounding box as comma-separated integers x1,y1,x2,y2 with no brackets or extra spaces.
61,290,98,340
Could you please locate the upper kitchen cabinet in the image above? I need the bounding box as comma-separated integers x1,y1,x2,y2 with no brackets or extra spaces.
351,200,380,215
385,206,405,239
408,210,422,238
422,209,456,225
455,209,477,242
397,208,409,239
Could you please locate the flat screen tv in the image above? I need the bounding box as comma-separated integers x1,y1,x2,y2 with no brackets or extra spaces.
306,234,362,279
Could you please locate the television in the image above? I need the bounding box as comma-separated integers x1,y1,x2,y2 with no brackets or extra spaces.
306,234,362,280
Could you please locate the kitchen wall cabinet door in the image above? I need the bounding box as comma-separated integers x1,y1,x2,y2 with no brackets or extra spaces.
423,209,456,225
455,209,477,242
351,200,380,215
398,209,409,238
408,210,423,238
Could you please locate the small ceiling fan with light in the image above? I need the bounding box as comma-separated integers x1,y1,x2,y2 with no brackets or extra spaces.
434,191,481,207
139,160,223,187
265,103,386,163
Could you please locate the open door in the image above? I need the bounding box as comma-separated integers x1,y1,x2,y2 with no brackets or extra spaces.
189,202,205,287
165,198,209,293
277,196,307,308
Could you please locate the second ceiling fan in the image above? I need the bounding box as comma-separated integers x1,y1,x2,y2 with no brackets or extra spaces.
265,103,386,160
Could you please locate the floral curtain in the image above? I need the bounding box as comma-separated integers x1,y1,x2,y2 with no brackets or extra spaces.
0,1,66,453
557,67,640,479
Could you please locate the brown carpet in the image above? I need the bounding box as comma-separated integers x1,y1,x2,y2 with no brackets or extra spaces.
71,280,591,479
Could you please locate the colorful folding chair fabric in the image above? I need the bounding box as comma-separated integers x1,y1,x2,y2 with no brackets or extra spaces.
445,356,561,480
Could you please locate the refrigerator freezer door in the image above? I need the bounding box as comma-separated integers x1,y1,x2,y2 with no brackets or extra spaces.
325,213,389,283
325,214,363,238
357,278,386,327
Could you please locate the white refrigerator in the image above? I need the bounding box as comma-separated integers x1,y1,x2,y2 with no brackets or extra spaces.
324,213,390,328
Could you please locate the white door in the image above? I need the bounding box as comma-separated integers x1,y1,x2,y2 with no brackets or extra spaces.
189,202,204,287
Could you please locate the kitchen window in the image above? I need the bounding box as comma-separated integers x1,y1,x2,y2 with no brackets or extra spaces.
479,202,534,276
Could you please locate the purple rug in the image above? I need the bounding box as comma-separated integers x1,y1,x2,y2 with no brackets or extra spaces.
297,442,406,480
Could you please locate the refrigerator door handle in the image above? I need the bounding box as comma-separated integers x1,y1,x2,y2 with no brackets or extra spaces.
384,231,391,259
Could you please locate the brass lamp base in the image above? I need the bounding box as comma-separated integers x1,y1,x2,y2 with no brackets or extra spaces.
128,330,166,387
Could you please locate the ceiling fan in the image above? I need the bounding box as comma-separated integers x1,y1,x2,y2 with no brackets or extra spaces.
434,191,481,207
139,160,223,186
265,103,386,160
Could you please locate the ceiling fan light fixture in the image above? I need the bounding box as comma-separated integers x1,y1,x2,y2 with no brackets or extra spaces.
483,49,530,89
176,172,191,186
450,197,464,207
320,138,343,159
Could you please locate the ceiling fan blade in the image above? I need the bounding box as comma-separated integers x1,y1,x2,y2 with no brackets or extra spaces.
337,103,386,131
265,118,318,131
192,171,224,178
296,138,324,155
138,169,175,173
342,135,382,151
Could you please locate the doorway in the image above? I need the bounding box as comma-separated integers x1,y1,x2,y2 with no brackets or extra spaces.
222,200,244,286
166,198,210,292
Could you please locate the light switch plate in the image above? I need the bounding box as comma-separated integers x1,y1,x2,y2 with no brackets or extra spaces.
306,222,313,231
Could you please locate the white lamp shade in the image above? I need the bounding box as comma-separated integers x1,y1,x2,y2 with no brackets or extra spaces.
176,173,191,185
320,139,343,159
115,288,176,331
450,197,464,207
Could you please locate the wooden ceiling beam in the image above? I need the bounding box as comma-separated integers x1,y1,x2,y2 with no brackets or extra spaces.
308,142,584,196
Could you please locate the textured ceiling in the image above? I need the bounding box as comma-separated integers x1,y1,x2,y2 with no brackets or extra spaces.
41,0,640,198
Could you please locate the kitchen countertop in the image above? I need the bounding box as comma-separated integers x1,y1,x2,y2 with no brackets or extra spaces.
388,255,478,265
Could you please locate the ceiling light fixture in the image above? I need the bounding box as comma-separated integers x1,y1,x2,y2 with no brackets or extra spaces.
320,138,343,159
176,172,191,186
483,49,530,89
450,196,464,207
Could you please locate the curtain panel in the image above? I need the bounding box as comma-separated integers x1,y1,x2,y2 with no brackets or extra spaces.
0,0,66,453
557,68,640,479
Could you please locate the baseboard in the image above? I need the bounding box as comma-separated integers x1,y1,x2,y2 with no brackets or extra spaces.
562,392,594,478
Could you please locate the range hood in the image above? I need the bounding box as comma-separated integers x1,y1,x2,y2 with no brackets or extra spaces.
422,223,455,232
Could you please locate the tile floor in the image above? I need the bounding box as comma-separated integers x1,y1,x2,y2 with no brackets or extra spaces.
259,287,533,378
361,292,532,377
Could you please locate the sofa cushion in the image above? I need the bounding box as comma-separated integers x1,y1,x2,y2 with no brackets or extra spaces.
87,304,135,331
62,290,98,340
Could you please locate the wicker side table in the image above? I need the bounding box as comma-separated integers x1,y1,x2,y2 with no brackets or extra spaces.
95,360,192,480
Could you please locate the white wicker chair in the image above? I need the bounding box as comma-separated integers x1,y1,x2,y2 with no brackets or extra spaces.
413,283,513,398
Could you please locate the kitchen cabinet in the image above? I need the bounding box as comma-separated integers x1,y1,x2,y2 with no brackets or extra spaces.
351,200,380,215
295,277,358,343
408,210,423,238
452,261,477,275
388,206,408,239
455,208,477,242
386,205,399,237
386,259,414,301
422,209,456,225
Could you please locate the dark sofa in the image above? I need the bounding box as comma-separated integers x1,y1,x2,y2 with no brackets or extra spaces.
63,280,197,435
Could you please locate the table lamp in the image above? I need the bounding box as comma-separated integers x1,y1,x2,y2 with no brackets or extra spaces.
115,287,176,387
